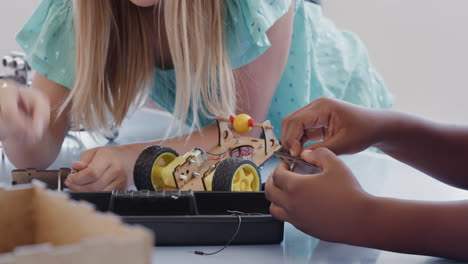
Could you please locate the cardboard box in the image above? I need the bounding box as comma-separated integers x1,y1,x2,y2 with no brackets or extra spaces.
0,182,154,264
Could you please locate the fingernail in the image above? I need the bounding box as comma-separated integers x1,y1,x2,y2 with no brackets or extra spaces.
300,150,313,159
290,149,296,157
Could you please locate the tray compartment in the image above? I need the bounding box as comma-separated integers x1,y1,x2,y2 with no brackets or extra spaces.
70,191,283,246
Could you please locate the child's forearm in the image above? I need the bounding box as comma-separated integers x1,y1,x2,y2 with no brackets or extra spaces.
359,197,468,260
374,111,468,188
124,123,220,159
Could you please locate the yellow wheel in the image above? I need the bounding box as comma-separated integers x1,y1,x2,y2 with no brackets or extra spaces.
212,158,261,192
231,164,260,191
133,146,179,190
150,152,177,189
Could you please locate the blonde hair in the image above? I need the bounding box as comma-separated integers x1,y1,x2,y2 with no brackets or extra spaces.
64,0,235,134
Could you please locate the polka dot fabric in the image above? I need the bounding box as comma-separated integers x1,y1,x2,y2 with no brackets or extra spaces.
16,0,74,89
16,0,392,137
227,0,392,136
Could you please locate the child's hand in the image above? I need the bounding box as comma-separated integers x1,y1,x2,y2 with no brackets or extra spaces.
0,81,50,144
265,148,372,243
281,98,387,156
65,145,139,191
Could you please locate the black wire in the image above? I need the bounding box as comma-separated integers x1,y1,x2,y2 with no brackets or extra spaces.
194,211,243,256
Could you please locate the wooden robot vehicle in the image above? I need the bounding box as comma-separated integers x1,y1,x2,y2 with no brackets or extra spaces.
133,114,281,192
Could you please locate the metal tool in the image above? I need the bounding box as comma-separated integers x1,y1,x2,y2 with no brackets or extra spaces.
273,151,322,174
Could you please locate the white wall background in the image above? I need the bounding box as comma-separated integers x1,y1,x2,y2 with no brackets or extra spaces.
0,0,41,72
1,0,467,124
323,0,468,124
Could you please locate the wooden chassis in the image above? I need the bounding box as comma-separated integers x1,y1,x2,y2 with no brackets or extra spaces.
171,119,281,191
11,168,71,190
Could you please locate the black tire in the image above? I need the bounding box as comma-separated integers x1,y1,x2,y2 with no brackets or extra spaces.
133,146,179,190
212,158,261,192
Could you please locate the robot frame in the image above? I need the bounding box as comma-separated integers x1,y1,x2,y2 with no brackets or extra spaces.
133,114,282,192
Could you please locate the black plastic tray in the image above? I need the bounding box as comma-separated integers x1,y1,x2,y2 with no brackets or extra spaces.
70,190,284,246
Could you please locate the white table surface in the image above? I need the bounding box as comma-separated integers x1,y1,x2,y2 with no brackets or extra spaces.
1,108,467,264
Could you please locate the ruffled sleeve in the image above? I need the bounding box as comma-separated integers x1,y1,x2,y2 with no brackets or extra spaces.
16,0,75,89
225,0,293,69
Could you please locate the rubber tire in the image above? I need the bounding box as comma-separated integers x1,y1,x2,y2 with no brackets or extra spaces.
133,146,179,191
212,158,261,192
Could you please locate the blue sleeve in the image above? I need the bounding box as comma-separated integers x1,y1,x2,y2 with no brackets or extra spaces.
16,0,75,89
225,0,294,69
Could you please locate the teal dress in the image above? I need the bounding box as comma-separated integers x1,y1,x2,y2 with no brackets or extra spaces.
16,0,392,136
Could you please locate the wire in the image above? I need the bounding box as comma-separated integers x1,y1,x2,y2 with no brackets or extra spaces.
194,210,243,256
